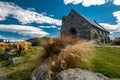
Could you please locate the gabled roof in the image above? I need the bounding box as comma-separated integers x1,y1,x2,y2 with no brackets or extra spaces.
69,9,109,33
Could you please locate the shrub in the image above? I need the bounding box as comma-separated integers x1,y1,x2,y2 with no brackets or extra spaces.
41,40,95,79
57,41,95,70
8,41,31,56
42,36,79,58
0,42,8,52
111,37,120,45
27,37,51,46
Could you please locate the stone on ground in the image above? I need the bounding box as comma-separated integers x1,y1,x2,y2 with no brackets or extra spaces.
54,68,110,80
9,57,21,65
32,64,49,80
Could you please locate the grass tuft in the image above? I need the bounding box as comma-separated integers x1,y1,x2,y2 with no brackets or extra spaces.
40,39,95,79
42,36,78,58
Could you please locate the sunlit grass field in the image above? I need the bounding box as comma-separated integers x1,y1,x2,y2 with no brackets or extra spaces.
92,47,120,78
0,45,120,80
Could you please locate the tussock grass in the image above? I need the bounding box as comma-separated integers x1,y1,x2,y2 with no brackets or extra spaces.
40,38,95,79
57,41,95,69
9,41,31,55
42,36,78,58
0,42,8,52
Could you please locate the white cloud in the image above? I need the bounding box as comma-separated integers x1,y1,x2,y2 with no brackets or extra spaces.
100,23,120,32
64,0,82,5
0,35,25,41
0,2,61,26
64,0,108,7
100,23,120,39
58,28,61,30
39,26,57,28
82,0,106,7
113,0,120,5
99,10,120,33
113,11,120,25
99,10,120,39
0,24,49,38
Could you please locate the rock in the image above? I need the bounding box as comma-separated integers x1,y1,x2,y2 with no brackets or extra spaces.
9,57,21,65
32,64,49,80
0,72,5,80
54,68,110,80
3,52,11,60
32,76,37,80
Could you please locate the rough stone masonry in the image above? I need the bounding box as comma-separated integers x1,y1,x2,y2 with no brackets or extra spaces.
61,9,110,44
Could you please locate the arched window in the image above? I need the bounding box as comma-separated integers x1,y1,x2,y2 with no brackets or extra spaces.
69,28,76,38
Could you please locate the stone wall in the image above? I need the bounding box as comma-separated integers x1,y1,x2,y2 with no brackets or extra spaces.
61,10,91,40
61,9,110,44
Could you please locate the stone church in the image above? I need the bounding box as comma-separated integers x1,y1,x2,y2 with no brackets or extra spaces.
60,9,110,44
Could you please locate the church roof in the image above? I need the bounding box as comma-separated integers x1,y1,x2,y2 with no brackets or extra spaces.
70,9,109,33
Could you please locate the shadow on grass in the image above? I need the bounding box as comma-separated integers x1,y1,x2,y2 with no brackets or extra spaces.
5,68,34,80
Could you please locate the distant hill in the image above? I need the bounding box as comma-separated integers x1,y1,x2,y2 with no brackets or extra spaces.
0,39,3,42
26,36,51,46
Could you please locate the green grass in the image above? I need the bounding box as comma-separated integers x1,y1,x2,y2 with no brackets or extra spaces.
0,46,44,80
92,46,120,78
0,45,120,80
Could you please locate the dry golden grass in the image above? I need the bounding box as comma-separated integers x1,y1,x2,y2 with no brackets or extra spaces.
0,42,8,51
39,39,95,79
42,36,79,58
57,40,95,69
8,41,31,55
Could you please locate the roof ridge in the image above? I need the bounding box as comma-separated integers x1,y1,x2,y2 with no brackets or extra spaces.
69,9,109,33
93,20,108,31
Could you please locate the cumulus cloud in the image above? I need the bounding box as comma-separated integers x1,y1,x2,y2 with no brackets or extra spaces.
0,35,25,41
0,2,61,26
58,28,61,30
63,0,120,6
113,11,120,25
39,26,57,28
64,0,108,7
99,10,120,33
113,0,120,5
99,23,120,39
0,24,49,38
64,0,82,5
97,10,120,33
99,10,120,39
100,23,120,32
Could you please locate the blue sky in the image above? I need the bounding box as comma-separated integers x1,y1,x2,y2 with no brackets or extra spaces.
0,0,120,41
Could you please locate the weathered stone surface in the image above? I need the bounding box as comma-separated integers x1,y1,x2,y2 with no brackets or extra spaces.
54,69,110,80
9,57,21,65
32,64,49,80
61,9,110,44
3,52,11,60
